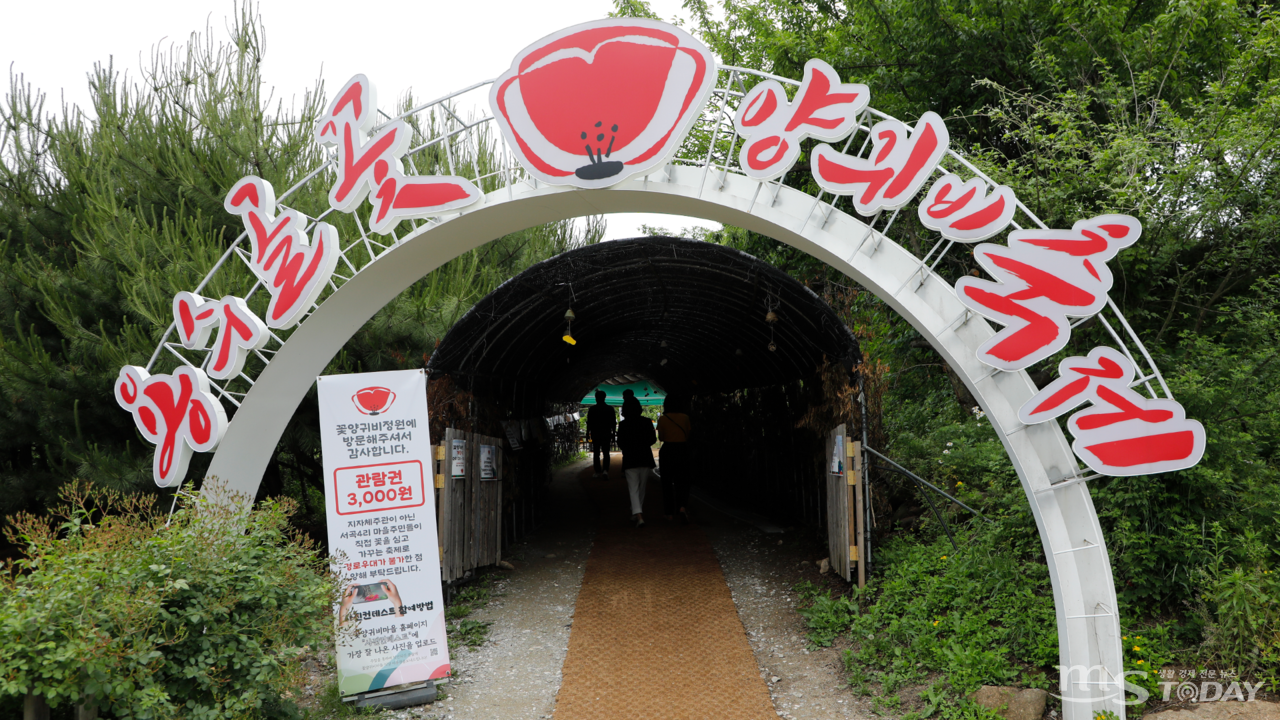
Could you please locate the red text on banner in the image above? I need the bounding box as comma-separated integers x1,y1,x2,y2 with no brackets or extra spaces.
333,460,425,515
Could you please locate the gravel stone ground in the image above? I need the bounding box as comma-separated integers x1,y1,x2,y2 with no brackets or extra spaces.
302,456,871,719
699,502,874,720
432,459,595,720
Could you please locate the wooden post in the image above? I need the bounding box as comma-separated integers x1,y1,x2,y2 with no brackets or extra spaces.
25,693,49,720
848,439,865,588
434,444,445,572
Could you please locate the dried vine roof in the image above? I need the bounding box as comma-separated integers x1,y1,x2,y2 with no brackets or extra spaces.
427,236,861,404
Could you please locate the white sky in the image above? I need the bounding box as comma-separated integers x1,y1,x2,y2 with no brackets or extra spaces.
1,0,722,240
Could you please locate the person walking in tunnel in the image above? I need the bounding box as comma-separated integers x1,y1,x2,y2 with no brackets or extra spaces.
586,389,616,479
616,396,656,528
657,393,694,524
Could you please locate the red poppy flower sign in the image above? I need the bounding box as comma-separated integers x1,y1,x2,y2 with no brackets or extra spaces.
352,386,397,416
490,18,716,189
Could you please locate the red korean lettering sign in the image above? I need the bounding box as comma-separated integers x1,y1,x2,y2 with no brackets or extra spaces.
1018,347,1206,476
223,177,341,330
955,214,1141,371
172,292,269,380
114,365,227,487
733,59,868,181
917,174,1018,242
812,112,950,216
316,74,481,234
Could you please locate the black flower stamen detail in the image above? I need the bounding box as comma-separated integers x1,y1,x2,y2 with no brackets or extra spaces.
575,121,624,179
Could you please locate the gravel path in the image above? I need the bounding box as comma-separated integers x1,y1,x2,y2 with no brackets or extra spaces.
699,508,873,720
438,459,595,720
312,455,870,720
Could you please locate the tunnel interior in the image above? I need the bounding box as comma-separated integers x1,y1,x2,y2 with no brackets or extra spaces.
428,236,861,406
427,236,863,536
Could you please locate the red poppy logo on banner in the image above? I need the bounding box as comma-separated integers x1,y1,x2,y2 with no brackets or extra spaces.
352,387,397,416
490,18,716,189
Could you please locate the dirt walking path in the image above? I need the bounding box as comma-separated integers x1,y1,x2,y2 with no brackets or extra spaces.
552,461,776,720
417,454,869,720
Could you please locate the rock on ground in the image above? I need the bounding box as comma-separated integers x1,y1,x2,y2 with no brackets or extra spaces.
969,685,1048,720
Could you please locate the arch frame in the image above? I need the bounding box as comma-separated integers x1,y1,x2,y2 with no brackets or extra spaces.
122,59,1169,717
205,165,1126,717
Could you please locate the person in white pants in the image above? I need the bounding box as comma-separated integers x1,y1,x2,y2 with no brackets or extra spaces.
616,397,657,528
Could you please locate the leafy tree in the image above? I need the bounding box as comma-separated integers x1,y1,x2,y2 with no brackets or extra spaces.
664,0,1280,685
0,7,600,526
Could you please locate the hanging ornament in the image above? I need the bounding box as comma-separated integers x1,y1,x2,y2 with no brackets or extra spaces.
562,307,577,345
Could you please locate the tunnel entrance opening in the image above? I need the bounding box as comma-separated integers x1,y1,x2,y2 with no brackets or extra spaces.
428,236,860,409
426,235,864,548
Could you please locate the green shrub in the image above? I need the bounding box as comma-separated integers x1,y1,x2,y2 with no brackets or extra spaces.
794,581,859,648
444,573,496,648
0,481,341,718
1196,527,1280,686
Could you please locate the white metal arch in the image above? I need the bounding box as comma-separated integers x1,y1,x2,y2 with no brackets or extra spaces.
140,64,1155,718
205,169,1125,717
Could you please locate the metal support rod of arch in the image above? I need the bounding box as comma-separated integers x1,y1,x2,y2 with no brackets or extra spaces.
864,445,991,522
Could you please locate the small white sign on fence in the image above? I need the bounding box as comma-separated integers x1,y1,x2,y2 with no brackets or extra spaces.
480,445,496,480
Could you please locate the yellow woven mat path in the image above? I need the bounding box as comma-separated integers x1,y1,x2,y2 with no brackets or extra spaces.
553,459,775,720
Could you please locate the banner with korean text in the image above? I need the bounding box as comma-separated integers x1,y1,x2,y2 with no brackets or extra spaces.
317,369,450,697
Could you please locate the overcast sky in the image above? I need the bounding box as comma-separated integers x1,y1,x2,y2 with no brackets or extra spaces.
2,0,722,240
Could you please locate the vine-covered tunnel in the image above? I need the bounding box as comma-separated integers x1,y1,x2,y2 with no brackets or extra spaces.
426,236,866,534
427,236,862,410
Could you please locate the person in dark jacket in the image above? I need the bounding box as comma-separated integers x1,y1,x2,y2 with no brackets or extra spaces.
586,389,616,479
616,396,656,527
656,393,694,523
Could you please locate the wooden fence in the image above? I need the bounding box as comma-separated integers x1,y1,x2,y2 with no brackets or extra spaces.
433,428,505,583
826,424,866,586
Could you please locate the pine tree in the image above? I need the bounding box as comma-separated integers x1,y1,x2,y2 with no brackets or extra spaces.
0,7,599,523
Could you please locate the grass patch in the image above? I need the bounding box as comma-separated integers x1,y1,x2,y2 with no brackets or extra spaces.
445,573,496,647
553,450,588,469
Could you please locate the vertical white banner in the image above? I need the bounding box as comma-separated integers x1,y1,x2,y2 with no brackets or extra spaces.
317,369,450,697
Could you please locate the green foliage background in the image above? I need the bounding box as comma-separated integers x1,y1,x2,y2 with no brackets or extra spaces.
0,0,1277,713
0,10,600,532
0,482,338,718
620,0,1280,704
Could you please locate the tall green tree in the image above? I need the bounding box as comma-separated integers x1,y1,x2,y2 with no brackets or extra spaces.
675,0,1279,650
0,7,600,524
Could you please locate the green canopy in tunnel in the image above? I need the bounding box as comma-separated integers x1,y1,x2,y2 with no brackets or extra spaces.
581,381,666,407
